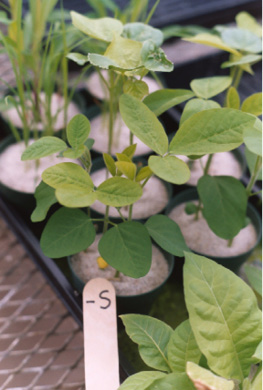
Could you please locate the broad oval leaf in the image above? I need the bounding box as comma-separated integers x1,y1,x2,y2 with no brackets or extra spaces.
123,22,163,46
226,87,240,109
88,53,120,70
40,207,96,258
148,155,190,185
184,33,240,55
119,94,168,155
144,89,195,116
31,181,57,222
190,76,232,99
96,177,142,207
98,222,152,278
236,12,262,37
123,79,149,100
184,252,262,381
145,215,189,257
67,114,91,148
221,27,262,53
118,371,166,390
115,161,137,180
169,108,256,156
104,34,142,70
62,145,85,159
241,93,262,116
55,187,97,208
120,314,173,371
186,362,235,390
197,175,247,239
167,320,201,373
42,162,94,190
71,12,123,42
243,124,262,156
180,98,221,125
21,137,67,161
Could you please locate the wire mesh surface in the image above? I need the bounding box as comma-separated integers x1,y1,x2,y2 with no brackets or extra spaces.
0,216,85,390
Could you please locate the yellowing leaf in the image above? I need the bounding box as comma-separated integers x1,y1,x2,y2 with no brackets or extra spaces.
115,161,137,180
187,362,235,390
105,34,142,69
184,33,240,55
71,12,123,42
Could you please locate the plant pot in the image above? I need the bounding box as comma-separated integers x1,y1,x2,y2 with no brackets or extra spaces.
166,188,262,274
89,157,173,226
67,245,174,316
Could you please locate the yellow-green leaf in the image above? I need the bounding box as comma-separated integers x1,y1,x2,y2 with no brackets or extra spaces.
55,187,97,208
96,177,142,207
103,153,116,176
136,166,152,182
241,93,262,116
236,11,262,37
190,76,232,99
184,33,240,55
115,161,137,180
187,362,235,390
226,87,240,109
71,12,123,42
149,155,190,185
105,34,142,69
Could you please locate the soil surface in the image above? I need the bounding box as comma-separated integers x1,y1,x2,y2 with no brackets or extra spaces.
177,152,243,186
168,202,258,257
3,92,80,131
71,234,169,296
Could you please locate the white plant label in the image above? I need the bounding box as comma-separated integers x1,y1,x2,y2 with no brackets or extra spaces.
83,278,120,390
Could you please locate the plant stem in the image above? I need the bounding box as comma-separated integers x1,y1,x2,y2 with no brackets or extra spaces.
103,205,110,234
228,238,234,247
233,67,243,89
203,154,213,175
246,156,262,198
128,205,133,221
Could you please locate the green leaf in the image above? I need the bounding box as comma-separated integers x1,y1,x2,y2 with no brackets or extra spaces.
184,33,240,55
226,87,240,109
244,264,262,296
221,28,262,53
136,166,152,182
236,12,262,38
250,369,262,390
145,215,189,257
245,147,262,180
148,155,190,185
122,144,137,159
98,222,152,278
123,79,149,100
71,12,123,42
184,252,262,381
243,122,262,156
167,320,201,373
141,40,173,72
241,93,262,116
147,372,195,390
21,137,67,161
190,76,232,99
180,98,221,125
87,53,121,70
62,145,85,159
197,175,247,239
67,114,91,148
123,23,163,46
42,163,94,191
120,314,173,371
144,89,195,116
186,362,235,390
115,161,137,180
104,34,142,70
221,54,262,68
103,153,116,176
119,94,168,155
40,208,96,258
118,371,166,390
55,187,97,208
66,52,89,66
31,182,57,223
169,108,256,156
253,341,262,361
96,177,142,207
116,153,131,162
